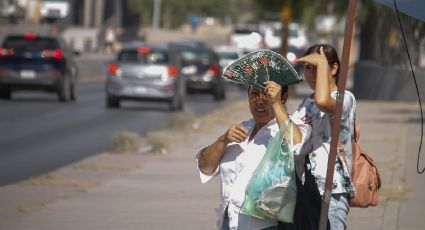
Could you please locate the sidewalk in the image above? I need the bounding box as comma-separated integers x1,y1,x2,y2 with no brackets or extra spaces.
0,98,424,230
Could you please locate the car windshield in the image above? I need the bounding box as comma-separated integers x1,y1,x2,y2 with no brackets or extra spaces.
272,28,298,37
118,50,169,64
233,28,258,35
181,50,214,65
3,36,60,51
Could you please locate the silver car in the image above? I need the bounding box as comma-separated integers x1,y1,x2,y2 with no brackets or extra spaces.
105,44,183,110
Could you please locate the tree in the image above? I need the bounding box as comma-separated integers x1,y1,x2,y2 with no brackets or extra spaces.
128,0,233,28
357,0,425,67
253,0,347,55
253,0,292,55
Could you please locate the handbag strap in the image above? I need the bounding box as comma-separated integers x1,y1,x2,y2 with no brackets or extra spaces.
353,120,360,143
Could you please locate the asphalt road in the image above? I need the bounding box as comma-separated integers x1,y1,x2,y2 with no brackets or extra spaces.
0,81,245,186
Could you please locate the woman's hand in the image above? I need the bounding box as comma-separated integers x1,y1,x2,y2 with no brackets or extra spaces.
222,124,248,144
263,81,282,106
297,46,328,67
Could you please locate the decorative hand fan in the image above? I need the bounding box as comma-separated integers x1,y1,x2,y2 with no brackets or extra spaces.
222,49,302,88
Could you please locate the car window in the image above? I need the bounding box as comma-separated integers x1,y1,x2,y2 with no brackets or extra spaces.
233,28,257,34
3,36,60,51
181,50,214,65
217,51,239,60
272,28,281,37
118,50,169,64
289,28,299,37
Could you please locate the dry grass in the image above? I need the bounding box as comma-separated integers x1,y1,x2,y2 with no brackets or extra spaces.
199,100,249,132
72,162,141,172
19,173,101,192
146,131,170,154
111,99,248,155
110,131,141,154
382,156,402,172
17,203,47,213
379,186,411,205
170,111,198,130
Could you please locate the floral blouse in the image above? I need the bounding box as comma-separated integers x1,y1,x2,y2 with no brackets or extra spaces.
292,90,356,196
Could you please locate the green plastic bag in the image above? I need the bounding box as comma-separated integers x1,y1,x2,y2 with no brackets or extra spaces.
241,119,297,223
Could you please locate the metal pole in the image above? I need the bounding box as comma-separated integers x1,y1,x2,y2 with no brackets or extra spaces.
318,0,357,229
153,0,161,29
116,1,122,27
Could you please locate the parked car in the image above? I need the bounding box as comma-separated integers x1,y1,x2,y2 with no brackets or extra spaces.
229,25,264,53
213,45,244,73
263,22,282,49
105,43,184,110
0,32,78,102
263,22,309,50
40,0,70,23
168,41,225,100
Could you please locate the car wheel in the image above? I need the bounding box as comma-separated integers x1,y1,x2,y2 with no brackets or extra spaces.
58,78,71,102
0,88,12,100
106,95,120,108
213,85,225,101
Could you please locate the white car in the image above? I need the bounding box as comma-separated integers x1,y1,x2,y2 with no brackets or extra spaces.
263,22,309,50
213,46,244,73
40,0,70,22
229,26,263,53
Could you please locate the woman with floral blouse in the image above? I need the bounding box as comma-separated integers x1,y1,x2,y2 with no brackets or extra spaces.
294,44,357,230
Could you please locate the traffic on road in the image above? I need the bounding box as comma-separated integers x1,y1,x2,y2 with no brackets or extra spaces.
0,15,311,185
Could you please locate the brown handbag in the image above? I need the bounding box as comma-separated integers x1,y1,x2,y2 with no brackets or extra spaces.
346,123,382,207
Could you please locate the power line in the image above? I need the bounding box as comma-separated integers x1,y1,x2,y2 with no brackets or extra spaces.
393,0,425,174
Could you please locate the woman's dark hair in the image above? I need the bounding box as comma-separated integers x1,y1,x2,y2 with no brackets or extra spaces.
303,44,340,84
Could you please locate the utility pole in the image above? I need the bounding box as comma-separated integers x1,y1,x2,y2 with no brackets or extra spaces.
280,0,291,56
152,0,161,29
280,0,295,96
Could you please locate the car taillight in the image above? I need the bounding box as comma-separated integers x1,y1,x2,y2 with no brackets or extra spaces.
207,64,220,76
108,63,120,75
137,47,151,54
42,49,64,59
0,48,15,57
168,65,178,77
23,33,37,40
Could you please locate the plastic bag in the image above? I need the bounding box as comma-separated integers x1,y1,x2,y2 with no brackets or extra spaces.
241,119,297,223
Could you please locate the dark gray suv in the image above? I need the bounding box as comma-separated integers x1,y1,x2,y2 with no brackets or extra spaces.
0,32,78,102
168,41,225,101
